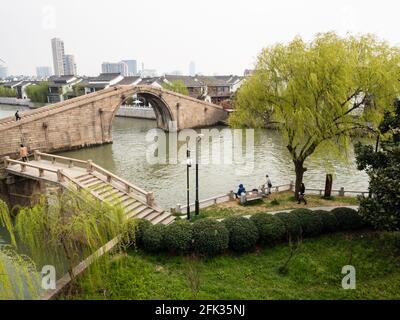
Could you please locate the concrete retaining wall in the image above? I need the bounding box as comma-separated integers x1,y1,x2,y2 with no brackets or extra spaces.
0,97,33,107
115,105,156,119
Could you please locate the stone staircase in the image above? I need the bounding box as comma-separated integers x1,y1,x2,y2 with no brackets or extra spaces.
4,151,175,225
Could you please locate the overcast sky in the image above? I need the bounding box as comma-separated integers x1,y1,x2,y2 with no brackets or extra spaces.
1,0,399,76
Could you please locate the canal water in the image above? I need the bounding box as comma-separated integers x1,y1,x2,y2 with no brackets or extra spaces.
0,103,370,298
0,104,369,210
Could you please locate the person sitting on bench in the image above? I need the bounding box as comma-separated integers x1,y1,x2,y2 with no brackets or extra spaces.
235,184,246,199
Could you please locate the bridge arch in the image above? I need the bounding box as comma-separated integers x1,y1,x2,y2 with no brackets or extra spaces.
113,87,175,130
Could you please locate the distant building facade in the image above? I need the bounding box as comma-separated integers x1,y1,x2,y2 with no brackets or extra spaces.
64,55,77,76
36,66,52,79
47,75,82,103
101,62,128,76
140,69,158,78
51,38,65,76
189,61,196,76
0,66,7,79
122,60,138,76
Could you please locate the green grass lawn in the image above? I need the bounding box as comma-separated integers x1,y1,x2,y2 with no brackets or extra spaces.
64,230,400,300
185,192,360,221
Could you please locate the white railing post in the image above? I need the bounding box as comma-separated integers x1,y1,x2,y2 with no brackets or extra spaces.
87,160,93,173
146,192,154,206
3,156,9,168
57,169,64,183
175,204,182,214
34,150,40,161
229,190,235,201
339,187,345,197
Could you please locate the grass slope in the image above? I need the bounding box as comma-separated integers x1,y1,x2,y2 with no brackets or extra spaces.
65,231,400,300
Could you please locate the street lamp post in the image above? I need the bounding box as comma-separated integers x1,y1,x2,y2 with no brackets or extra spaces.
186,145,192,220
195,135,203,216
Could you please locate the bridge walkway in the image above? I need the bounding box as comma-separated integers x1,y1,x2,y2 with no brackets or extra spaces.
3,151,174,225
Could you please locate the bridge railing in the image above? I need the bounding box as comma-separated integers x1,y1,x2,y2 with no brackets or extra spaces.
33,151,154,206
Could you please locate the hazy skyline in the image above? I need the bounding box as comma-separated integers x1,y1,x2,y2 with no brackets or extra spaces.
1,0,400,76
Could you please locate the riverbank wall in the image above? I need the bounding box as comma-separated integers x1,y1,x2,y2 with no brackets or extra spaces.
115,106,156,120
0,98,34,107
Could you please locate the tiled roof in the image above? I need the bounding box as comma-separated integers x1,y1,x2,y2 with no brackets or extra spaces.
163,75,204,87
116,76,141,85
196,76,230,87
88,73,121,82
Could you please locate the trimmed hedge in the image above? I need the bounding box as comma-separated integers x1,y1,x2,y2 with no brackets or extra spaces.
291,209,323,237
250,213,286,245
136,219,152,246
133,206,369,256
192,218,229,256
314,210,339,233
163,220,193,254
142,224,165,253
331,207,364,231
223,216,259,252
275,211,302,240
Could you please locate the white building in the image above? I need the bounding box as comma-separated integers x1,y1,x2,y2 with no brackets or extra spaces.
101,62,128,76
36,66,52,79
51,38,65,76
64,55,77,75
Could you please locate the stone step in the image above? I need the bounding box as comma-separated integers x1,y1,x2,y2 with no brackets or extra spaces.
123,200,142,212
100,188,120,200
110,194,130,205
81,176,101,186
160,216,175,225
126,205,148,218
86,180,104,189
144,210,163,222
103,190,125,201
78,174,95,183
151,212,173,225
135,208,156,219
92,183,110,193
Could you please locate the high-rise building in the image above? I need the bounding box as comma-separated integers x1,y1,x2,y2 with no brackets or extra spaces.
122,60,137,76
64,55,77,75
36,66,52,78
0,66,7,79
101,61,128,76
51,38,65,76
189,61,196,76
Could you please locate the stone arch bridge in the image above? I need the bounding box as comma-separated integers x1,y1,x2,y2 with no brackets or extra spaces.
0,85,228,158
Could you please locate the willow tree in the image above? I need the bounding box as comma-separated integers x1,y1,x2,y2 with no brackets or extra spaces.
0,190,137,299
162,80,189,95
230,32,400,198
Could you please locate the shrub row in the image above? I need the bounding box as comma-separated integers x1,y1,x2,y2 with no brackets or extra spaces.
133,207,367,256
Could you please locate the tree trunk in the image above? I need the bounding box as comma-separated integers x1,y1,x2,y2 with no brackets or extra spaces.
294,160,307,200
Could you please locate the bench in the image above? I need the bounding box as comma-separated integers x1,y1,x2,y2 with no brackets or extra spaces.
239,190,264,205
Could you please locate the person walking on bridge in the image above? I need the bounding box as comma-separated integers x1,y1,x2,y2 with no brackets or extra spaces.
15,110,21,121
19,144,28,162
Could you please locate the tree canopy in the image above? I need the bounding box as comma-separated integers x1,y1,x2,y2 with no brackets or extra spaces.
355,102,400,230
162,80,189,96
230,32,400,197
26,81,49,103
0,85,16,98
